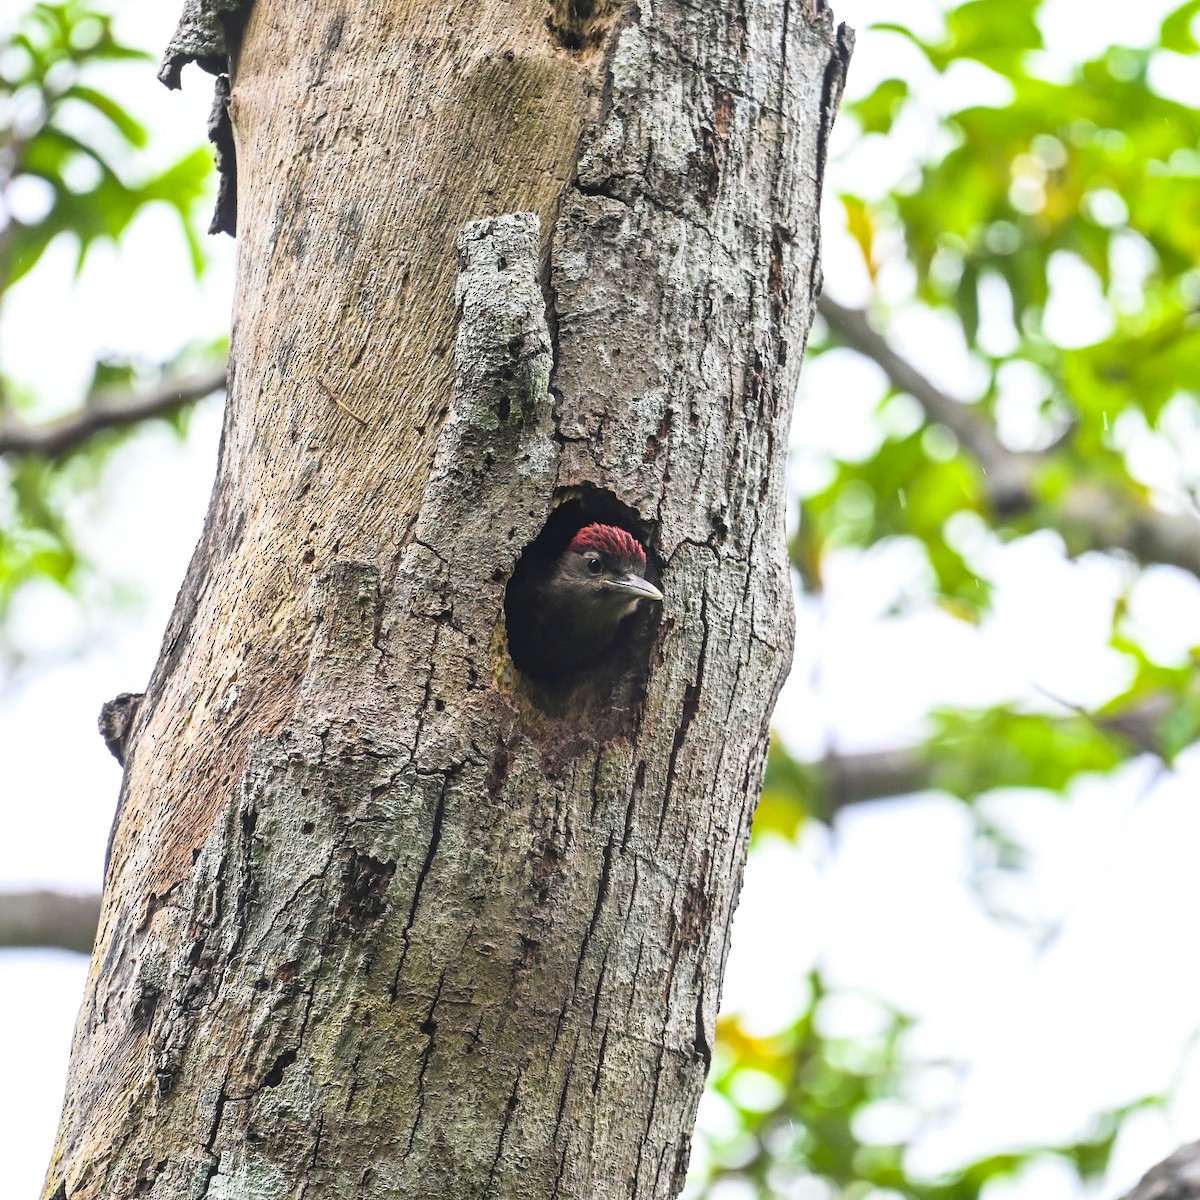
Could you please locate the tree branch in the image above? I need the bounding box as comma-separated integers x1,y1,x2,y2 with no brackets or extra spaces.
815,691,1175,818
0,363,227,461
818,295,1037,512
817,296,1200,580
821,747,931,813
0,890,100,955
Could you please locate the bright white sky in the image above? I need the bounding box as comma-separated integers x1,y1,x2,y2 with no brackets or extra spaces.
3,0,1200,1196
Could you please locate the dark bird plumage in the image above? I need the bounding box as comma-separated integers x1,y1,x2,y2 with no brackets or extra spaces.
505,523,663,680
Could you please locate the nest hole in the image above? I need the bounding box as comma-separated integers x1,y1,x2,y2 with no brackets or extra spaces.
503,487,662,719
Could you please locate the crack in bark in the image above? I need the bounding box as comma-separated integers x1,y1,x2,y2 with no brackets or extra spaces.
662,852,711,1013
344,1045,364,1112
657,591,711,839
197,1074,231,1193
547,998,571,1065
587,750,606,822
571,833,616,997
626,937,646,1015
390,785,448,996
309,1111,325,1171
404,966,448,1153
550,1144,571,1200
551,1032,579,1143
483,1069,523,1196
591,1023,609,1095
621,760,646,850
591,944,610,1023
631,1038,667,1190
410,625,442,757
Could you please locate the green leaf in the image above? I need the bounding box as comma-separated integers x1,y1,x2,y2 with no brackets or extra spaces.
936,0,1043,71
63,83,148,148
850,78,910,136
927,706,1128,802
1161,0,1200,52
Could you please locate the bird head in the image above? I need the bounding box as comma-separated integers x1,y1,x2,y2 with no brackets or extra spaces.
550,524,663,624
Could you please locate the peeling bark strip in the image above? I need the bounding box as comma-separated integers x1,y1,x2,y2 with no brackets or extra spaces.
158,0,251,87
97,692,144,768
159,0,252,233
45,3,848,1198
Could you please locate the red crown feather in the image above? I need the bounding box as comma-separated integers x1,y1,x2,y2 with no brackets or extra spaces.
568,523,647,566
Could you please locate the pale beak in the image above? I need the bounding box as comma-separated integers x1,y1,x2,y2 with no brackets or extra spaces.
603,574,664,603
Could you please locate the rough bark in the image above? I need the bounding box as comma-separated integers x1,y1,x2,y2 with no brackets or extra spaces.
44,1,849,1197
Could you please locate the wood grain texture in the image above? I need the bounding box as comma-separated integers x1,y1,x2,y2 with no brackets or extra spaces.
44,1,850,1196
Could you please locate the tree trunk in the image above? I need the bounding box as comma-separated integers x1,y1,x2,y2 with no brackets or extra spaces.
44,1,849,1196
1121,1141,1200,1200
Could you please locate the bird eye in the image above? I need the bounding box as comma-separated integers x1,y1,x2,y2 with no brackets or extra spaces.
585,555,602,575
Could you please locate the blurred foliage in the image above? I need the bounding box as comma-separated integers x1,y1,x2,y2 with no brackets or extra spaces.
796,0,1200,587
0,0,217,650
691,972,1161,1199
719,0,1200,1195
2,1,210,285
776,0,1200,833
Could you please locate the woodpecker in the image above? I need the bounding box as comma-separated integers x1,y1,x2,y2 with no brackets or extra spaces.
506,523,663,680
